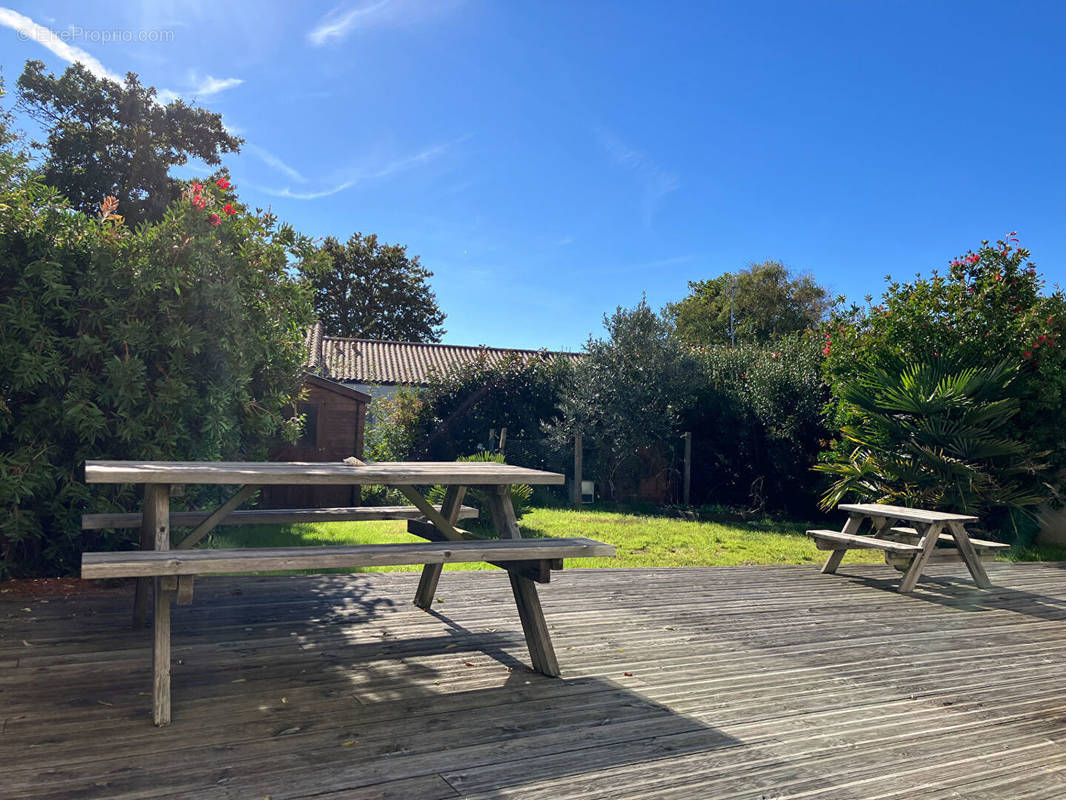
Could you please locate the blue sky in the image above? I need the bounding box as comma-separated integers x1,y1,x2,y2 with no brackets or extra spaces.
2,1,1065,350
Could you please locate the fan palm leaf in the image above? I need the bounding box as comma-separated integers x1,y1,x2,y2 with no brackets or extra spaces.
820,355,1048,532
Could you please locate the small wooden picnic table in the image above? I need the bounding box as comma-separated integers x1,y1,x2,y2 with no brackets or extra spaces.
808,503,1002,593
82,460,614,725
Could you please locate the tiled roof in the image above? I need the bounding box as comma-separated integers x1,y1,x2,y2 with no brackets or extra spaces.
305,322,581,386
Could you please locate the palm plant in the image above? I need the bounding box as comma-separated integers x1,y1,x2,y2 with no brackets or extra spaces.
816,355,1048,535
427,451,533,520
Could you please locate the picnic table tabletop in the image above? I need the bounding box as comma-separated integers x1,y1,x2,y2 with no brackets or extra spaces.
837,502,979,524
84,460,565,486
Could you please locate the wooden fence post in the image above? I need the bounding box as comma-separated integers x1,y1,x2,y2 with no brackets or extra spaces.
498,426,507,454
572,431,583,506
682,431,692,506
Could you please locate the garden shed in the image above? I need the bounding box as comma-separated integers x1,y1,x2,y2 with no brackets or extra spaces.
261,372,371,509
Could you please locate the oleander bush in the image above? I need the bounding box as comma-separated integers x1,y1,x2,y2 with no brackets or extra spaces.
0,134,319,576
821,236,1064,538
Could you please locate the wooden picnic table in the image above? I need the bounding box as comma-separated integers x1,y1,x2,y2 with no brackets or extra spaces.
807,503,1008,594
82,460,614,725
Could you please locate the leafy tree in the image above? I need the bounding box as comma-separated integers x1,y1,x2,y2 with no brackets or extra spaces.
16,59,242,226
0,78,19,151
0,163,318,577
668,260,831,346
304,233,446,341
816,356,1047,536
548,300,699,501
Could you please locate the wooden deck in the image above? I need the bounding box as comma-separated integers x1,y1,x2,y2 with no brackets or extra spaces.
3,562,1066,799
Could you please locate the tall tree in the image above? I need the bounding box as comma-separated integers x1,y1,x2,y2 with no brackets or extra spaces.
306,233,446,341
16,59,241,226
667,260,830,346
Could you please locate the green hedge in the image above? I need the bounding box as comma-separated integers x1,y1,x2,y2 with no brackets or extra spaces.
0,152,319,577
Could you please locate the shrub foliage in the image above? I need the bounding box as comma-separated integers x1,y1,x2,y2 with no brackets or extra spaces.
547,301,829,512
373,352,573,467
0,158,318,576
821,235,1063,533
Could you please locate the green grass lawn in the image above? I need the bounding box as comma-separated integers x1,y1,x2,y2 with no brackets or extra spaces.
205,504,1066,574
204,505,893,573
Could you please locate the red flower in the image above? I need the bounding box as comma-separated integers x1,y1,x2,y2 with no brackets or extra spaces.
993,273,1002,282
822,346,831,356
1039,334,1048,344
223,204,237,215
192,196,206,210
208,213,221,226
192,182,203,194
216,178,231,189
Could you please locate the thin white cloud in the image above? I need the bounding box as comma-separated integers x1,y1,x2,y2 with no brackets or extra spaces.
308,0,393,45
260,181,355,201
307,0,463,45
0,10,242,107
361,140,458,180
193,75,243,95
247,145,307,183
157,74,243,104
595,127,680,226
0,7,123,82
260,137,466,200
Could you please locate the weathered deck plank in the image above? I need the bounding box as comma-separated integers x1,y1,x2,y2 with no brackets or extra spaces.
2,562,1065,798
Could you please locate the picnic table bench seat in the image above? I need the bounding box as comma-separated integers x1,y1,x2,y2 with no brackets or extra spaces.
884,526,1011,552
81,504,479,530
807,529,923,554
81,537,612,579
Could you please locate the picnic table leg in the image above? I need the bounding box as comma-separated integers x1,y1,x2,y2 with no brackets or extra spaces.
413,485,466,610
822,514,863,574
488,486,560,676
132,485,154,628
899,521,943,594
144,484,173,726
948,521,993,589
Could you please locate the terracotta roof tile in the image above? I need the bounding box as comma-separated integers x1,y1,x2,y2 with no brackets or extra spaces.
308,327,580,386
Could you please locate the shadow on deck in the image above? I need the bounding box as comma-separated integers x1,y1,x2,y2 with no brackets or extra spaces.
2,562,1066,799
